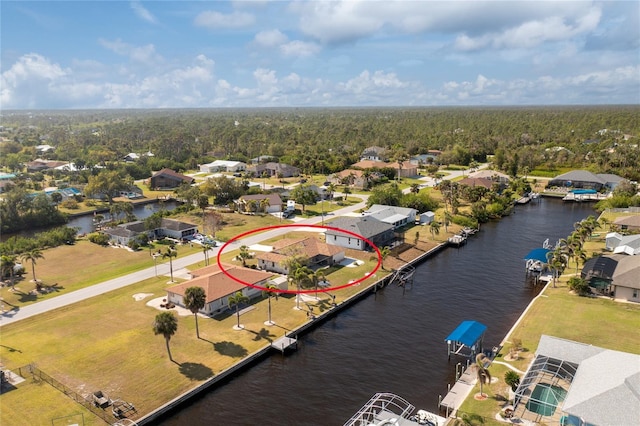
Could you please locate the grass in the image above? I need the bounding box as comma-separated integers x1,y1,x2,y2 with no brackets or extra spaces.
457,270,640,423
212,212,283,242
0,249,383,424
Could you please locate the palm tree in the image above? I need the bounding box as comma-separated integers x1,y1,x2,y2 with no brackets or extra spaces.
546,249,566,288
262,281,279,326
21,249,44,283
287,264,313,310
429,221,441,240
237,245,252,267
475,353,492,398
202,243,212,266
198,194,209,228
152,311,178,362
449,413,485,426
1,254,17,291
326,183,336,202
409,183,420,194
379,246,391,271
162,247,178,282
259,197,270,215
343,185,351,201
311,270,326,299
228,291,249,330
184,286,206,339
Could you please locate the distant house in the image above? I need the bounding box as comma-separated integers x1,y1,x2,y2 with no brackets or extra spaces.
248,162,300,178
166,264,277,315
351,160,418,178
361,146,388,162
457,177,495,190
35,144,55,154
605,232,640,255
548,170,625,191
199,160,247,173
251,155,277,164
237,193,283,214
150,168,194,189
410,153,440,166
102,218,198,246
25,159,69,172
123,152,154,162
325,217,395,251
362,204,417,229
257,237,345,274
613,215,640,231
468,170,511,185
328,169,377,189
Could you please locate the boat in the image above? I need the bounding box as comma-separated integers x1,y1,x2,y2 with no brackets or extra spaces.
447,234,467,247
344,393,447,426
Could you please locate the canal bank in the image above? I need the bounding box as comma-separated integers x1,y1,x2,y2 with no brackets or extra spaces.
138,243,450,424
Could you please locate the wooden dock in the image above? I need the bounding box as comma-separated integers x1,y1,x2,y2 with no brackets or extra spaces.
271,335,298,353
439,364,476,417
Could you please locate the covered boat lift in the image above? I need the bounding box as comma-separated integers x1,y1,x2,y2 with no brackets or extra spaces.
524,248,551,273
445,320,487,360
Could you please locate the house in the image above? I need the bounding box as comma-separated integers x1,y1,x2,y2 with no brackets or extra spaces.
605,232,640,255
25,159,69,172
468,170,511,185
610,255,640,302
237,193,283,214
325,217,395,251
328,169,375,189
410,153,440,166
362,204,417,229
257,237,345,274
251,155,277,164
199,160,247,173
360,146,388,162
351,160,418,178
102,218,198,246
166,264,277,315
149,168,194,189
457,177,495,190
248,162,300,178
548,170,625,191
513,335,640,426
419,211,435,224
613,215,640,231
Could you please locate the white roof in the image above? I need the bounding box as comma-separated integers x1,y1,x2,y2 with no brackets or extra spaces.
206,160,245,167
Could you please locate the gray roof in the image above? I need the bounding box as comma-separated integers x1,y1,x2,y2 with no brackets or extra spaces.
535,336,640,426
614,215,640,227
551,170,607,184
596,173,626,184
365,204,417,217
160,218,197,231
325,217,394,239
612,255,640,289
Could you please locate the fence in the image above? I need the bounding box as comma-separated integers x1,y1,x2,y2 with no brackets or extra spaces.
16,363,114,424
604,207,640,213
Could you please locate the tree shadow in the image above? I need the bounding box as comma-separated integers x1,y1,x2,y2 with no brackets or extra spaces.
246,327,275,343
213,341,248,358
0,344,22,353
178,362,214,381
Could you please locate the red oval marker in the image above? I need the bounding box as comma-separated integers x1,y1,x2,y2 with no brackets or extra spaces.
216,224,382,294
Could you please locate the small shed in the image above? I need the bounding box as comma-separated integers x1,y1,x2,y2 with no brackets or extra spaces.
419,211,435,224
445,320,487,360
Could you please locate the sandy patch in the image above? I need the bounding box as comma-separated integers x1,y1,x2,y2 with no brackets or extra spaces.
133,293,153,302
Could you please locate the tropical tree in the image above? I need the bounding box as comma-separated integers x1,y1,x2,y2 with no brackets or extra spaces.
237,245,252,267
343,185,351,201
475,353,492,398
50,192,63,209
290,185,317,213
153,311,178,362
568,276,590,296
409,183,420,194
184,286,206,339
379,246,392,271
504,370,520,391
546,249,566,288
259,197,271,215
198,194,209,225
429,221,441,240
162,246,178,282
311,270,326,299
202,243,212,266
449,413,485,426
262,281,279,325
228,291,249,329
21,248,44,283
1,254,18,291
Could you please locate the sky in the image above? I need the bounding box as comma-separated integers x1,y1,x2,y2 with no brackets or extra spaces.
1,1,639,109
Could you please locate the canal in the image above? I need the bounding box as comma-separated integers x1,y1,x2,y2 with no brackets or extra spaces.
158,198,595,426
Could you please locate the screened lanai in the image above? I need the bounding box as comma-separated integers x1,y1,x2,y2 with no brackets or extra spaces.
512,354,578,422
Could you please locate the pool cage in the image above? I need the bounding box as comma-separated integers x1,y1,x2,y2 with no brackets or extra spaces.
513,354,578,422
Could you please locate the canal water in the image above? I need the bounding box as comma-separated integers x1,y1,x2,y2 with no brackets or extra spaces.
158,199,595,426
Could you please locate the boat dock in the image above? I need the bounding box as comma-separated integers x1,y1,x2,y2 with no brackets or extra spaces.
271,334,298,353
438,364,477,417
448,234,467,247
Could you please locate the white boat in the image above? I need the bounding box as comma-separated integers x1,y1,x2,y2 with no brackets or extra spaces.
344,393,447,426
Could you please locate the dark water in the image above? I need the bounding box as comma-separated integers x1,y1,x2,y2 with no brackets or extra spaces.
159,199,594,426
67,201,178,234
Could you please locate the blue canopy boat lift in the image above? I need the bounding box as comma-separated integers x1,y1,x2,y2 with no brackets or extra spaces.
445,320,487,360
524,248,551,274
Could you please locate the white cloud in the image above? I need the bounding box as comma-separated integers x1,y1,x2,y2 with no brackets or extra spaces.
1,54,68,108
254,29,288,48
194,11,255,29
98,39,162,64
130,1,157,24
280,40,321,57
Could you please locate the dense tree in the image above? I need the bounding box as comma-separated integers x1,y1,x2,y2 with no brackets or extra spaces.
290,185,317,213
367,183,403,207
84,170,129,204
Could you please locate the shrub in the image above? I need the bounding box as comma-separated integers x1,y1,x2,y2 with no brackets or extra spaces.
568,277,590,296
504,371,521,391
88,233,110,246
60,199,79,209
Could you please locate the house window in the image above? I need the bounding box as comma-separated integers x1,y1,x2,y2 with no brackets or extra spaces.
634,289,638,299
348,238,351,243
334,235,337,241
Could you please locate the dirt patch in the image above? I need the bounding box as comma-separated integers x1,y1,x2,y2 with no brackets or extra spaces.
133,293,154,302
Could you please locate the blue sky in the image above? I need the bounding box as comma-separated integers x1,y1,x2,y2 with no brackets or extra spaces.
1,1,639,109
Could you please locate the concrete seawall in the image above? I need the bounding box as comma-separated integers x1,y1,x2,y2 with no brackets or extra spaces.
137,241,450,424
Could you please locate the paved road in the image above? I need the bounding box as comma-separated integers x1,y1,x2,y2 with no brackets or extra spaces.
1,164,484,327
0,198,367,327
